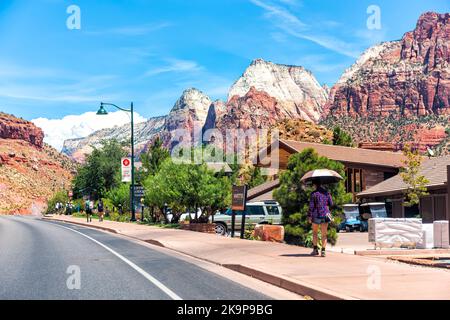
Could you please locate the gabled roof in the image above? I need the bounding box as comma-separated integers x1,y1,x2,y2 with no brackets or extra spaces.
247,179,280,201
358,155,450,198
280,140,407,169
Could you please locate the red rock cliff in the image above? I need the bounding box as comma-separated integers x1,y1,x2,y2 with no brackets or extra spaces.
326,12,450,118
0,112,44,148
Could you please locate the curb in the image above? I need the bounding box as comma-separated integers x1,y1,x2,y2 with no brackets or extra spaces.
355,249,450,256
223,264,356,300
43,217,355,300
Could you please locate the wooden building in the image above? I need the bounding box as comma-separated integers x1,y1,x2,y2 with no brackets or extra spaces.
250,139,406,201
358,156,450,221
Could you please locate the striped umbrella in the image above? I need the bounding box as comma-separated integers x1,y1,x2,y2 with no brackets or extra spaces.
300,169,344,185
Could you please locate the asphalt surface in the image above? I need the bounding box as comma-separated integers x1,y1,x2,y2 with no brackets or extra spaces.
0,216,269,300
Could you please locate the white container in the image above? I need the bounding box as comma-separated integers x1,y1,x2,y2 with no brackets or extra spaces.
434,221,449,249
418,224,434,249
369,218,423,248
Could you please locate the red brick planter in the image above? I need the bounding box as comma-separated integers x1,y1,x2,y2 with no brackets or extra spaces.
180,223,216,234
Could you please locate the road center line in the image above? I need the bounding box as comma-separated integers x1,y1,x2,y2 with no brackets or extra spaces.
56,224,182,300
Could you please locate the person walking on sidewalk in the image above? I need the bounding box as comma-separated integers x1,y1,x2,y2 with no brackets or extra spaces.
85,199,93,223
308,181,333,257
97,200,105,222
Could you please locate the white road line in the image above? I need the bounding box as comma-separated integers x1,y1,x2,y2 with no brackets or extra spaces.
57,224,182,300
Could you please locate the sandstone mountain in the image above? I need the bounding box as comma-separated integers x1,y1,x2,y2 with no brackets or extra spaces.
62,88,212,161
160,88,212,149
0,113,74,214
203,59,328,138
229,59,327,123
323,12,450,155
63,60,326,160
62,116,166,163
326,12,450,117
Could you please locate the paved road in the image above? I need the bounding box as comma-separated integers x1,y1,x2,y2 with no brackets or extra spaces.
0,216,269,300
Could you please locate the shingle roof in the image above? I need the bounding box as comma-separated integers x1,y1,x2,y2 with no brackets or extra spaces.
358,155,450,197
247,179,280,201
281,140,407,169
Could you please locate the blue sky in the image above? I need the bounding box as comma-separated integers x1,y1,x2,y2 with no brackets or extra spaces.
0,0,449,121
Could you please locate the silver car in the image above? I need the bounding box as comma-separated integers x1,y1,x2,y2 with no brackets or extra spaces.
211,201,283,236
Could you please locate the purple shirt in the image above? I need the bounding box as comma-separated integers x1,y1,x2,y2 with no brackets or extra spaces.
308,187,333,219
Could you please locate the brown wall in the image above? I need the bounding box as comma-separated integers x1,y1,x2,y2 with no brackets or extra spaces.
447,165,450,242
363,169,386,190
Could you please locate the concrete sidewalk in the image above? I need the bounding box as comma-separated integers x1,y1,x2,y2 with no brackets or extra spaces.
45,215,450,300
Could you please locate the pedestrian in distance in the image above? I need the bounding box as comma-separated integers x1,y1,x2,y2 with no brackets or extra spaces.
85,199,92,223
97,200,105,222
308,180,334,257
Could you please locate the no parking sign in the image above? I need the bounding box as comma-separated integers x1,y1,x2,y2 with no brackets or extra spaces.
121,158,132,182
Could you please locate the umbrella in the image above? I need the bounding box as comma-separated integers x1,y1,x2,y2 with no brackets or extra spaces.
300,169,344,185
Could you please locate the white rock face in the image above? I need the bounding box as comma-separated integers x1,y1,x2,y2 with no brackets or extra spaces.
62,88,212,161
228,59,327,123
337,41,398,84
62,116,166,162
165,88,212,131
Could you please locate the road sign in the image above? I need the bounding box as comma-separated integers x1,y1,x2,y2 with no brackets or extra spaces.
121,157,132,182
232,185,248,211
131,185,145,198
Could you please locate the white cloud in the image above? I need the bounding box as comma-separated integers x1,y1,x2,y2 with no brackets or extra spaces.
32,111,147,151
86,22,172,36
143,58,203,77
250,0,361,58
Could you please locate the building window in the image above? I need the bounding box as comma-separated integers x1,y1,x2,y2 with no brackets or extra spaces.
346,168,364,194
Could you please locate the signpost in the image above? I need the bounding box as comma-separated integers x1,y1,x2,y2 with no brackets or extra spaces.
130,185,146,214
121,158,132,183
131,185,146,198
231,185,248,238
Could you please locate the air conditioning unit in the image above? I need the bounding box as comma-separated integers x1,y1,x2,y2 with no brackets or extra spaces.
434,221,450,249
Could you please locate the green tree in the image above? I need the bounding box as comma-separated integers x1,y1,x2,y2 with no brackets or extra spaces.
400,145,430,207
106,183,131,213
273,149,352,246
143,159,232,223
46,190,69,214
332,126,354,147
72,139,126,199
139,137,170,180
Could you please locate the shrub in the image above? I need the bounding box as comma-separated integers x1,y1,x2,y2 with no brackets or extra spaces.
274,148,351,247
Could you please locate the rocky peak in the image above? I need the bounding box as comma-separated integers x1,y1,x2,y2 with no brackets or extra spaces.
228,59,327,123
401,12,450,70
0,112,44,148
205,87,284,133
326,12,450,119
165,88,212,132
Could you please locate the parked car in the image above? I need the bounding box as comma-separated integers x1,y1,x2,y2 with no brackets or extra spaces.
167,209,202,223
211,201,283,236
338,204,364,233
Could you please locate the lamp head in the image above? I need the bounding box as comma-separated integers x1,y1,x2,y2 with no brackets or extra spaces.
97,103,109,116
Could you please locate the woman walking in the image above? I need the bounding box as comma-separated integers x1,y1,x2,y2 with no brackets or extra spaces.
308,181,334,257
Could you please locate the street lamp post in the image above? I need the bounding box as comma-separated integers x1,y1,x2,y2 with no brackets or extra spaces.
97,102,137,222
